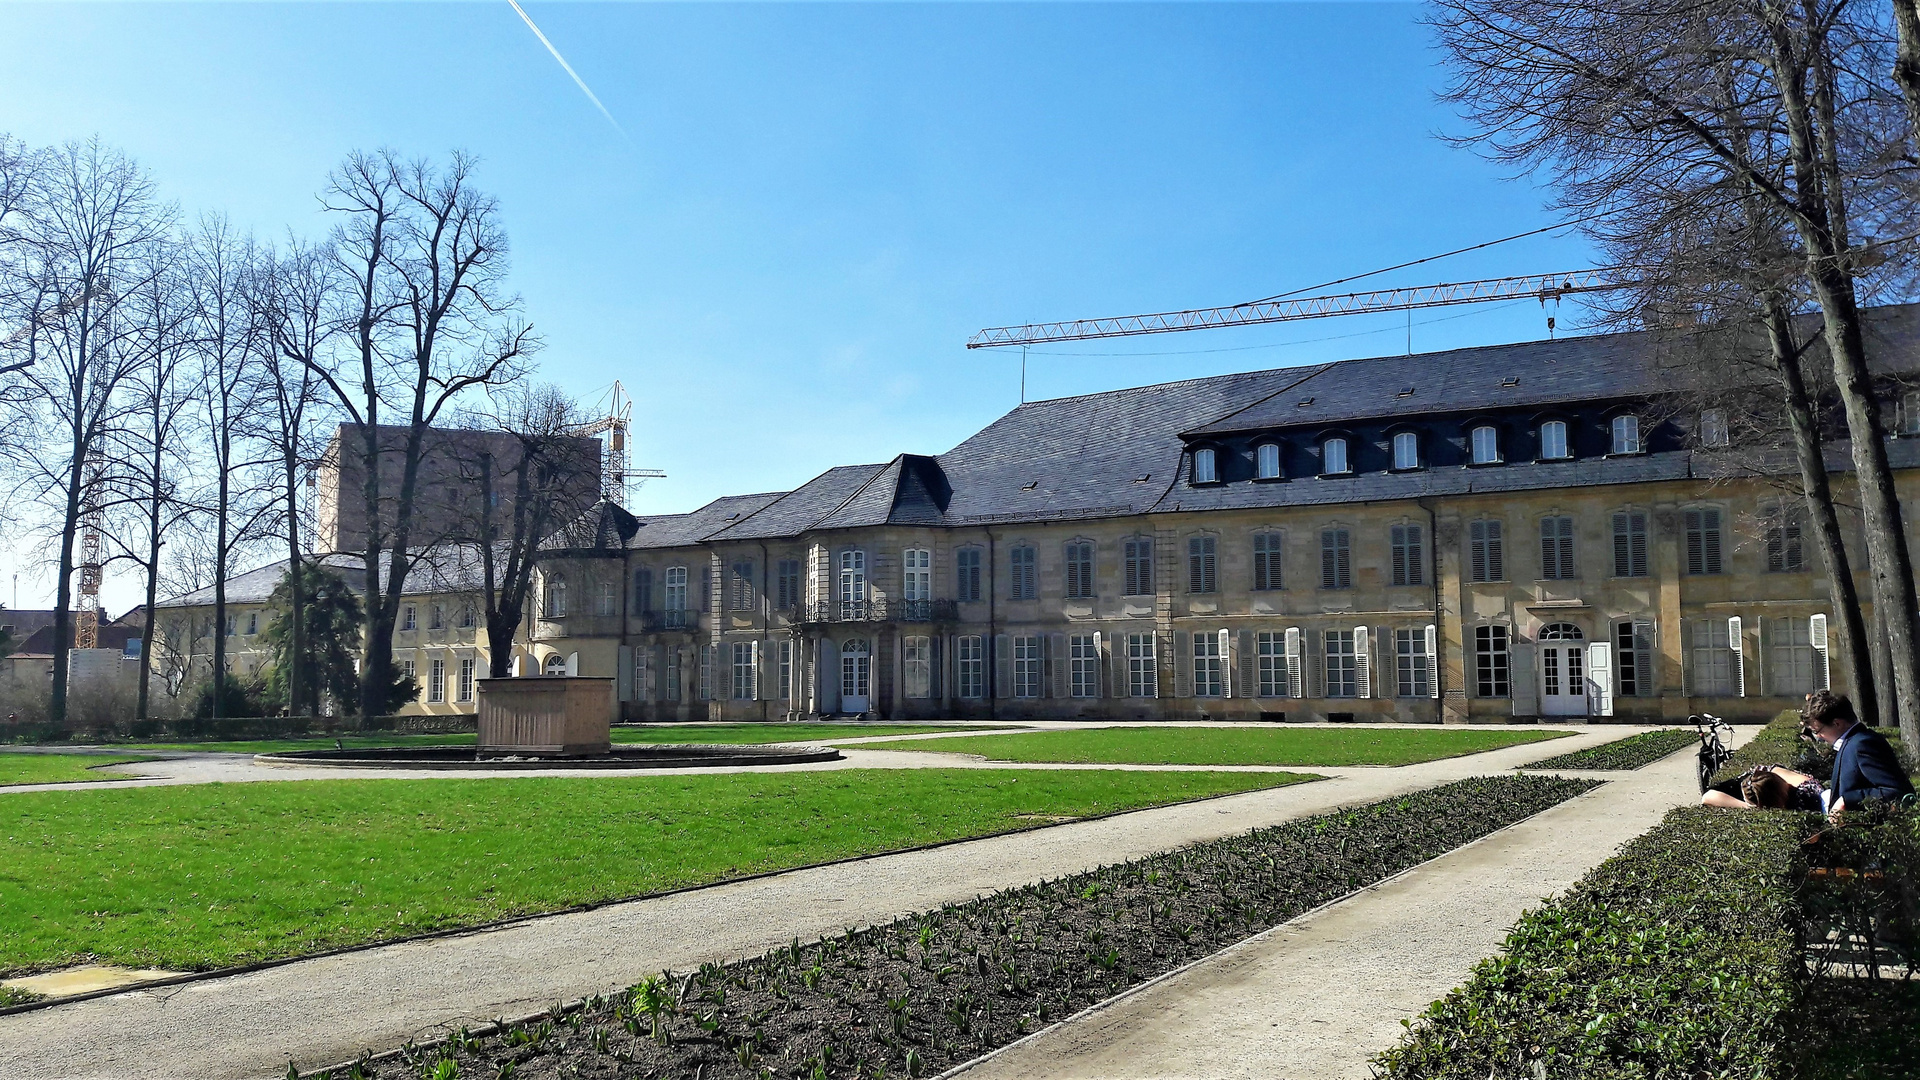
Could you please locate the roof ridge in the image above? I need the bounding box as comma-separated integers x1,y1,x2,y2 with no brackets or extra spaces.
809,458,901,530
1177,363,1334,435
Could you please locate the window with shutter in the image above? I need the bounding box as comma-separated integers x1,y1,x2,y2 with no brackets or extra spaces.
1320,528,1352,589
1765,513,1804,573
1013,635,1042,698
730,561,755,610
1253,532,1283,591
1187,536,1218,593
1192,632,1223,697
1390,524,1424,586
1064,542,1094,599
1474,625,1510,697
1069,634,1099,698
775,559,802,610
1395,627,1431,697
957,636,984,699
1324,629,1357,697
1127,633,1158,697
1612,512,1648,577
1285,627,1304,698
1257,631,1285,697
1685,508,1723,575
1009,546,1036,600
1123,538,1153,596
1469,520,1504,582
956,549,982,603
1540,516,1575,579
634,568,654,612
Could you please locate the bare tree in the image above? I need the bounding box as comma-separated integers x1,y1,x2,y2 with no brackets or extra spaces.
1430,0,1920,747
298,151,534,717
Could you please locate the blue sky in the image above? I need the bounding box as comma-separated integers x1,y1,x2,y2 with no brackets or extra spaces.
1,2,1597,610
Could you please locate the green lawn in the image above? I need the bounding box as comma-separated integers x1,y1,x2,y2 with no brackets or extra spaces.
0,767,1312,974
0,754,156,786
109,723,972,756
852,725,1571,767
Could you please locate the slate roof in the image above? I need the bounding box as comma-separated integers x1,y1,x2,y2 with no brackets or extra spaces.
582,303,1920,552
9,624,142,659
159,550,493,608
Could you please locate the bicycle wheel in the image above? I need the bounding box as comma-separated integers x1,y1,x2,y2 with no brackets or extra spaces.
1697,750,1713,794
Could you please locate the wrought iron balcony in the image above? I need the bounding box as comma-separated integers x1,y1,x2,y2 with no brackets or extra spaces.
788,598,958,625
632,609,696,632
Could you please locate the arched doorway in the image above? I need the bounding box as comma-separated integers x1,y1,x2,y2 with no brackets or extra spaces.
1537,623,1586,716
839,637,871,713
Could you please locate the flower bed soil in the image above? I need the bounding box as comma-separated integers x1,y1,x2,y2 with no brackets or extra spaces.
301,773,1597,1080
1522,729,1697,771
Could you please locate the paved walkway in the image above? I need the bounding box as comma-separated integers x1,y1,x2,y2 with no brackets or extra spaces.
952,728,1748,1080
0,726,1653,1080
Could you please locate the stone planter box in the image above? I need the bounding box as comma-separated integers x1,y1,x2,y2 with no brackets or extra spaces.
476,676,613,757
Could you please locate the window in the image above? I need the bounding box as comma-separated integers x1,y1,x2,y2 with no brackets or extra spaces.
731,642,756,700
543,655,565,677
596,581,616,617
730,561,755,610
1766,512,1805,573
1064,542,1094,599
839,550,867,617
1700,409,1729,447
1256,442,1282,479
1257,631,1288,697
776,559,802,610
702,567,714,611
403,604,418,631
1253,532,1283,590
460,602,476,629
428,604,444,630
1900,390,1920,435
956,549,982,603
957,635,985,699
1123,538,1154,596
1009,546,1037,600
1473,625,1510,697
664,567,688,612
1611,414,1641,454
1616,621,1654,697
1320,528,1352,589
665,648,681,701
904,636,932,698
123,637,142,659
1013,635,1042,698
1768,618,1825,696
1190,632,1223,697
1324,629,1357,698
1127,633,1158,697
458,657,475,702
1689,620,1735,696
246,612,259,636
1390,524,1423,586
634,568,654,612
1540,516,1576,580
1392,431,1421,470
226,615,236,637
902,549,931,601
1322,437,1349,475
1469,520,1505,582
1539,420,1569,460
698,644,713,701
778,640,793,699
1187,536,1217,594
428,657,446,703
1070,634,1099,698
1611,512,1649,577
839,638,870,704
1192,447,1218,484
1471,425,1500,464
1684,508,1724,575
544,579,567,618
1395,627,1432,697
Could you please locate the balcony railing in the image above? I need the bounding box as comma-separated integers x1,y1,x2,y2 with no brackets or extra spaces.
788,598,957,625
632,609,696,632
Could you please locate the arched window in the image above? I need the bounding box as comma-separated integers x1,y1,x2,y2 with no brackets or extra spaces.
544,654,568,676
1256,442,1282,480
1322,437,1349,475
1611,415,1641,454
1540,420,1570,460
1471,425,1500,465
1192,447,1218,484
544,576,568,618
1538,622,1585,640
1392,431,1421,470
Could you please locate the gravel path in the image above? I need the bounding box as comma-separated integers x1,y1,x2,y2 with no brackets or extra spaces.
948,726,1748,1080
0,725,1665,1080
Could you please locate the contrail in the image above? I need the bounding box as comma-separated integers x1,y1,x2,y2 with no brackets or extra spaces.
506,0,628,139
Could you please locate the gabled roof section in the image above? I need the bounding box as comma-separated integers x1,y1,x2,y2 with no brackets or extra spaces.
625,492,788,549
702,464,891,541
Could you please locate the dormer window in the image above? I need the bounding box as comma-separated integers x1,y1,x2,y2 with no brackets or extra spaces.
1540,420,1570,460
1392,431,1421,470
1699,409,1729,447
1255,442,1282,480
1612,414,1642,455
1322,437,1349,475
1900,390,1920,435
1470,425,1500,465
1191,448,1218,484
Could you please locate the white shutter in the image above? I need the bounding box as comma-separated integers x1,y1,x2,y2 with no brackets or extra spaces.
751,640,763,700
1587,641,1613,717
1285,627,1303,699
565,651,579,677
509,653,522,677
1728,616,1746,697
1510,643,1538,716
1679,619,1693,697
1425,624,1440,699
1810,614,1830,691
1219,629,1234,698
1092,630,1106,699
1354,625,1372,699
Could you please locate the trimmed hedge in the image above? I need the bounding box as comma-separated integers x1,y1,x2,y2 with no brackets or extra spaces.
1373,807,1806,1080
1710,710,1829,789
1524,729,1698,772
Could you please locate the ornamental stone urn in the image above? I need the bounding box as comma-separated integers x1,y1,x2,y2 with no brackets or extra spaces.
475,676,613,758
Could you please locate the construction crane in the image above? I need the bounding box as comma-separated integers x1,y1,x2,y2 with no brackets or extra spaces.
573,381,667,509
74,468,104,650
967,270,1627,349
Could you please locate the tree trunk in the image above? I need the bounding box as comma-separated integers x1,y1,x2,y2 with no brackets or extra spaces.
1764,304,1878,723
1891,0,1920,147
137,456,162,721
284,455,307,716
211,425,231,720
48,467,81,731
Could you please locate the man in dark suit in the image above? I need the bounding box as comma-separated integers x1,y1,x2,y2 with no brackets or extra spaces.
1804,691,1915,816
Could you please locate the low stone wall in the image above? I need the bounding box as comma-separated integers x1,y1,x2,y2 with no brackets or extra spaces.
476,677,613,757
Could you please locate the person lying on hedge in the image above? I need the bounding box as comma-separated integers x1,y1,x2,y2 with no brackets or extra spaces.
1700,692,1913,817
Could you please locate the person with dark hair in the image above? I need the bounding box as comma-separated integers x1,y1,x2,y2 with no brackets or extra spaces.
1804,691,1913,816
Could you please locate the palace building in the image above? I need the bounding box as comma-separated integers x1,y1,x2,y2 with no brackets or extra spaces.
530,306,1920,725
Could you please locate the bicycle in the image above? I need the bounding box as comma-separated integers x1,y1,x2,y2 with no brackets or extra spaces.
1691,712,1735,794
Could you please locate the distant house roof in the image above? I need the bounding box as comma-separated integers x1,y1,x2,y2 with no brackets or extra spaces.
0,609,59,654
157,550,493,610
8,623,143,660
